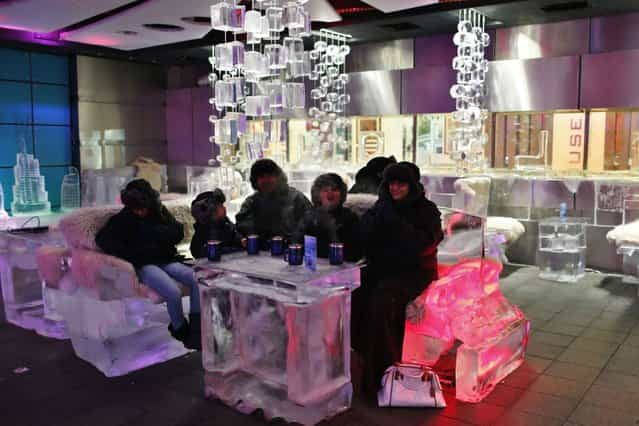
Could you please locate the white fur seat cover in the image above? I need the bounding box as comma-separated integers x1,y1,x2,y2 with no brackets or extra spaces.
344,193,377,218
56,198,194,302
486,216,526,244
607,220,639,248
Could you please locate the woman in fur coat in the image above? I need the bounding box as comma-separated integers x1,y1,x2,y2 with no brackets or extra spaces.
359,163,443,397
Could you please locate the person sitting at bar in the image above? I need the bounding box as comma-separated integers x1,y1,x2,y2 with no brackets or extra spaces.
293,173,362,262
358,163,443,397
95,179,201,350
190,189,243,259
236,159,312,249
349,155,397,194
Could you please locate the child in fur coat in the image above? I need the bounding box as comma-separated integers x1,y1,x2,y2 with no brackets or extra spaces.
190,189,243,259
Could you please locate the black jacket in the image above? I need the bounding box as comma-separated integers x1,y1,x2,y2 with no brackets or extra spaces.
360,188,443,282
190,217,243,259
235,177,312,248
294,206,362,262
95,206,184,268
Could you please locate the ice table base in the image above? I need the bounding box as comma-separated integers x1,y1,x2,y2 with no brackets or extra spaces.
204,371,352,425
196,253,360,425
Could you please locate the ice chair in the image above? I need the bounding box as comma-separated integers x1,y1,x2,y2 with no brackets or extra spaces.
453,176,526,262
606,194,639,296
0,229,68,338
37,200,195,376
402,211,530,403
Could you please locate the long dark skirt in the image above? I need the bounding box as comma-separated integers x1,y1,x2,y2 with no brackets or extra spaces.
360,268,437,398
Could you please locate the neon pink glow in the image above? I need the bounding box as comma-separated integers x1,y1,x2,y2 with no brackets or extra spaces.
60,32,120,47
403,258,530,403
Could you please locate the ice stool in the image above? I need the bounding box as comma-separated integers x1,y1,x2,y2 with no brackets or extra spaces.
37,205,193,377
607,221,639,297
402,258,530,403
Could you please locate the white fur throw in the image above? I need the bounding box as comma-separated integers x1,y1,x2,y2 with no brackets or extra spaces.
486,216,526,244
58,198,194,251
344,193,377,218
607,220,639,248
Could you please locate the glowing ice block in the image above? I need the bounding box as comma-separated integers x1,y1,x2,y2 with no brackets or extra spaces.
196,252,360,425
402,259,530,403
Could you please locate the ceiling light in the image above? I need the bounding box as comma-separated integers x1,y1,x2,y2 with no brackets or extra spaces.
142,23,184,32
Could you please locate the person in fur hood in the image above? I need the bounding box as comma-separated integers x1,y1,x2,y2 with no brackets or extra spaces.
235,159,312,250
189,189,243,259
293,173,361,262
348,155,397,195
95,179,201,350
358,163,443,397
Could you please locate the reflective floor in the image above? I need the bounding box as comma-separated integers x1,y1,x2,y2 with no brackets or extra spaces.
1,265,638,426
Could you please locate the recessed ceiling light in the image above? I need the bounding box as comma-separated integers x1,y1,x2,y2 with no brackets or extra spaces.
181,16,211,26
142,23,185,32
117,30,138,36
488,20,504,26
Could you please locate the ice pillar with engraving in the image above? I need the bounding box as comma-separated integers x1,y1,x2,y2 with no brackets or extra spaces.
195,252,360,425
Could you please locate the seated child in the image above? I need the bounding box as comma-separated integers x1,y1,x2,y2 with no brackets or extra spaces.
294,173,362,262
190,189,243,259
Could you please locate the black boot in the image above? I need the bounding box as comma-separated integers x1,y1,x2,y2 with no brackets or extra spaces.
168,318,190,344
186,313,202,351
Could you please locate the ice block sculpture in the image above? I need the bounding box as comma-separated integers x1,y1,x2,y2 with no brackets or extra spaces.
196,253,360,425
0,229,67,337
538,217,587,282
11,150,51,215
403,258,530,403
50,249,191,377
60,167,81,211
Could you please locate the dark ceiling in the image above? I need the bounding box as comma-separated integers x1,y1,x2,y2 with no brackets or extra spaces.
3,0,639,65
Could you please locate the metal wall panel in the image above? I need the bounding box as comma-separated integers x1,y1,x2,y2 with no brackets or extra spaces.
487,56,580,112
495,20,589,60
401,65,455,113
77,55,168,167
346,70,402,116
581,49,639,109
591,12,639,54
347,39,414,73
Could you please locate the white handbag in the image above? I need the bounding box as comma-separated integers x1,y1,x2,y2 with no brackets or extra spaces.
377,363,447,408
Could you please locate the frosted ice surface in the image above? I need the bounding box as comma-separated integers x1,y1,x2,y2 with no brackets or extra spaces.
56,287,189,376
197,253,360,424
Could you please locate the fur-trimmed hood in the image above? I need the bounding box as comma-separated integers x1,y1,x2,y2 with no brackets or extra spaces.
310,173,347,207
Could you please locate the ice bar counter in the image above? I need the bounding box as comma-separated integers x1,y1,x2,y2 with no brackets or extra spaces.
195,252,361,425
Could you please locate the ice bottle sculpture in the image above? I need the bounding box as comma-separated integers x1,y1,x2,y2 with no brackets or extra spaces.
0,182,8,219
403,258,530,403
11,147,51,216
60,167,81,211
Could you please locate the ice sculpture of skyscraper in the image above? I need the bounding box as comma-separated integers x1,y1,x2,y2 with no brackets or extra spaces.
12,149,51,216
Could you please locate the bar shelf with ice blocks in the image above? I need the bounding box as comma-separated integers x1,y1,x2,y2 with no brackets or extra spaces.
538,217,587,282
403,258,530,403
195,252,360,425
0,229,68,338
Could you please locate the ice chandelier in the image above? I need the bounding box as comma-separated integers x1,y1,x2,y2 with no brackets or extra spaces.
449,9,490,173
208,0,312,174
306,29,351,161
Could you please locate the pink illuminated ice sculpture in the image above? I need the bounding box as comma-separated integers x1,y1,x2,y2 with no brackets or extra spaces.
403,258,530,403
